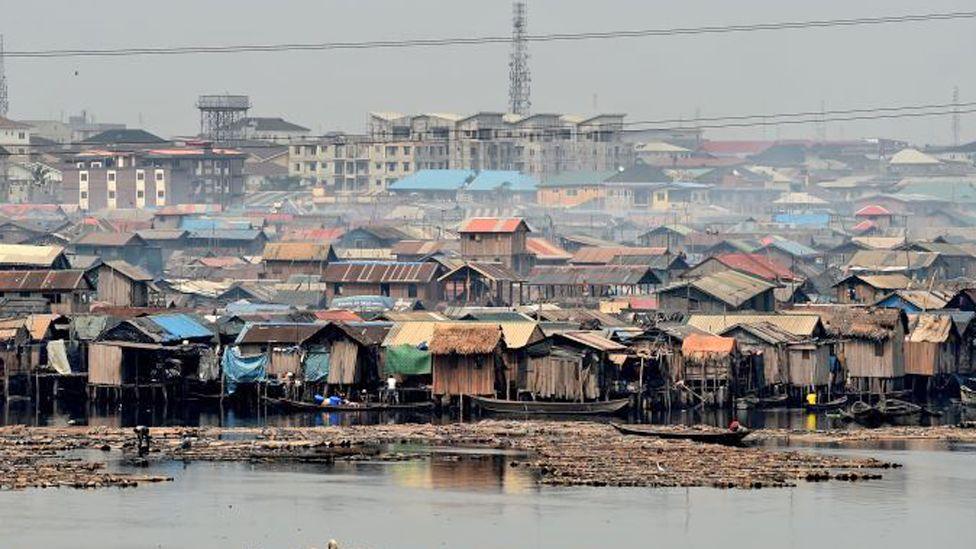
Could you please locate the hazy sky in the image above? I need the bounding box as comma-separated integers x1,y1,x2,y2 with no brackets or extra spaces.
4,0,975,144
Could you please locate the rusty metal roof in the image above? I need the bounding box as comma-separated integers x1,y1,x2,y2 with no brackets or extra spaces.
570,246,667,265
324,261,439,283
687,314,822,337
439,262,522,283
72,232,144,247
0,270,90,292
236,322,326,344
681,333,736,355
528,265,659,286
554,330,626,352
382,320,542,349
660,270,776,308
262,242,334,262
0,244,65,267
102,260,153,281
458,217,529,233
907,313,957,343
526,237,572,261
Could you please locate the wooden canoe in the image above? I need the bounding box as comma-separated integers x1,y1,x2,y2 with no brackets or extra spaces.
961,385,976,407
470,396,630,416
610,423,752,446
804,395,849,412
264,397,435,413
736,393,789,410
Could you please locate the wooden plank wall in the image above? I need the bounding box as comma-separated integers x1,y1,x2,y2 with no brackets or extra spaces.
787,345,830,386
525,355,599,401
268,349,301,378
327,339,360,385
88,344,123,386
432,354,495,396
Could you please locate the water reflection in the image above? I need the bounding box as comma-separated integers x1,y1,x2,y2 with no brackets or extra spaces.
3,396,975,430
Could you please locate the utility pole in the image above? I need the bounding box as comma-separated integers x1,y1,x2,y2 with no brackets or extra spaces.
0,34,9,116
508,2,531,115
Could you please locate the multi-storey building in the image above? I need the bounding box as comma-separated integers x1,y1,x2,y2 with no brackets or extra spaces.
290,111,634,195
288,135,415,194
59,145,246,211
368,111,633,182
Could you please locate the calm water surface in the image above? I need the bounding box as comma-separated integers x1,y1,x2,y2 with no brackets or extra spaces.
3,400,976,548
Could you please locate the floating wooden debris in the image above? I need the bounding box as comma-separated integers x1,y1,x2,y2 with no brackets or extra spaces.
3,421,955,491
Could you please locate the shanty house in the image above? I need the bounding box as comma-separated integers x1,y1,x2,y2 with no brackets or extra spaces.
0,270,93,313
657,270,778,313
323,261,443,304
843,250,947,280
89,314,217,397
70,232,162,275
833,274,912,304
439,262,522,306
95,260,154,307
904,313,959,381
525,265,660,303
637,224,695,253
679,333,738,406
524,330,627,402
806,306,908,393
0,244,70,270
429,324,505,397
262,242,337,279
458,217,533,276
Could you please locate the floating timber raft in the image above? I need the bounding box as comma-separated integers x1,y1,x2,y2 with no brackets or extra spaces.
5,421,970,491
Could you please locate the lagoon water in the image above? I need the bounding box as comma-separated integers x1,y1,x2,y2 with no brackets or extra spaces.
3,400,976,548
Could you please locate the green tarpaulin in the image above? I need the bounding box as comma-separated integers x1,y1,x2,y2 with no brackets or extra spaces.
303,349,330,382
384,345,431,375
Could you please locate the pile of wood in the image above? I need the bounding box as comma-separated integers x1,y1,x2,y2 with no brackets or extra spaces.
0,421,924,491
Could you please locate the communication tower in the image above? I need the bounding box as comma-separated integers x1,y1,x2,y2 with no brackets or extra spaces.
508,2,531,115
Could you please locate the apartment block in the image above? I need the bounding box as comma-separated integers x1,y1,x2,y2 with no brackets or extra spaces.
288,136,415,194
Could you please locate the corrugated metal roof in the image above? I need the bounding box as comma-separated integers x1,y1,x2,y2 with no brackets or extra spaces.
324,261,439,283
281,227,345,242
881,290,951,310
526,237,572,261
528,265,659,286
440,262,522,282
0,270,89,292
263,242,334,262
236,322,326,344
458,217,528,234
836,273,912,290
855,204,893,216
389,170,474,191
0,244,65,267
907,313,956,343
713,253,799,282
186,229,265,241
467,171,538,192
846,251,939,272
103,260,153,281
382,320,542,350
73,232,143,247
570,246,667,265
538,170,616,188
687,314,822,336
681,333,736,354
555,330,627,352
661,270,776,308
391,240,448,256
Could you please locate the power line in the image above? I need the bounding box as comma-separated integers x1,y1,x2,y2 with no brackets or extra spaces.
13,104,975,153
5,11,976,59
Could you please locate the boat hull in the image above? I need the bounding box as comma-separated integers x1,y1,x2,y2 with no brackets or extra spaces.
610,423,751,446
470,396,630,416
265,398,435,413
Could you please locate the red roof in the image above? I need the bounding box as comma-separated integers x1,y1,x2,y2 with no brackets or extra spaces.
281,228,345,242
313,309,364,322
682,334,736,354
715,253,799,282
526,237,572,260
458,217,528,234
855,205,892,217
851,219,876,233
627,296,658,310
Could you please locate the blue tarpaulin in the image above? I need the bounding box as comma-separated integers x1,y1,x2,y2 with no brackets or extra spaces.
222,347,267,394
150,314,214,342
303,349,330,382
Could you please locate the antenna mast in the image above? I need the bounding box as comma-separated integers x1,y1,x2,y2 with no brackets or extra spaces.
0,34,9,116
508,2,531,115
